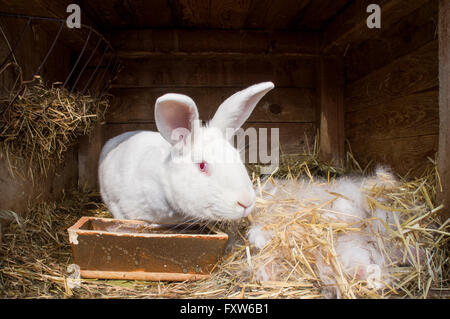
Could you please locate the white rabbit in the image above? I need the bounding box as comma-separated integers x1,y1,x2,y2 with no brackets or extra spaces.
99,82,275,223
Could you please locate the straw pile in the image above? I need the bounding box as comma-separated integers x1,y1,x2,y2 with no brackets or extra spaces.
239,167,449,298
0,154,449,298
0,77,109,177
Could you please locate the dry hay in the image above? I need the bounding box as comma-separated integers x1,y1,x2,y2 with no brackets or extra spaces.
0,77,109,178
0,157,449,299
241,167,449,298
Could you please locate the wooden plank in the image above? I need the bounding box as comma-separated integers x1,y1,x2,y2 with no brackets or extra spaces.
323,0,430,53
348,134,438,177
0,18,73,84
240,122,315,161
106,87,316,124
245,0,310,30
345,40,438,112
296,0,351,30
174,0,211,28
78,0,172,29
0,0,99,50
437,0,450,221
244,0,273,29
102,123,156,143
109,29,320,57
0,148,78,215
102,122,315,158
0,7,79,212
112,55,318,88
270,31,320,55
345,0,438,84
78,124,104,191
209,0,252,29
345,90,439,141
0,0,78,20
318,56,345,167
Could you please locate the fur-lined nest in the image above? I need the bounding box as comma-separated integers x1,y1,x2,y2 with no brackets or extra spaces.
0,152,448,299
0,78,109,177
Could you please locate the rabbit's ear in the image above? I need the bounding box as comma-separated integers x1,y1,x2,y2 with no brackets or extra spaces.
209,82,274,135
155,93,199,145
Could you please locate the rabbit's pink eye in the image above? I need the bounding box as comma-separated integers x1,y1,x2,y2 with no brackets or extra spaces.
199,161,208,173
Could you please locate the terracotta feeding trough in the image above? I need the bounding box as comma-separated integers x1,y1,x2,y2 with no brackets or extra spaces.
67,217,228,281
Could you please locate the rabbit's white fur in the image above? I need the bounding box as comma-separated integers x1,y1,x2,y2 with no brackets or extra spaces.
247,167,400,295
99,82,274,223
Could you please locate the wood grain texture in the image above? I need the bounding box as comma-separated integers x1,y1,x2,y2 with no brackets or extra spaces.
0,18,73,85
0,0,80,20
175,0,211,28
0,0,100,52
101,122,315,159
345,40,438,112
346,90,439,140
318,56,345,166
109,29,320,57
324,0,430,53
245,0,310,30
209,0,252,29
78,124,104,191
73,0,344,31
296,0,351,30
0,11,78,215
240,122,315,160
106,87,316,124
78,0,172,29
343,4,441,181
112,55,318,88
0,148,78,216
345,0,438,84
437,0,450,220
348,134,438,177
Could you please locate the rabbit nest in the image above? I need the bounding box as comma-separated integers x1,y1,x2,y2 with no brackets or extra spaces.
0,154,448,299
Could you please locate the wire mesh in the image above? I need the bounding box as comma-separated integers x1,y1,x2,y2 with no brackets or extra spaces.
0,12,120,99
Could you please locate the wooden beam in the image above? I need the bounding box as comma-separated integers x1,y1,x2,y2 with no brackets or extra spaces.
78,124,103,191
345,90,439,141
245,0,310,30
437,0,450,221
323,0,430,53
345,0,438,84
348,134,438,177
345,40,438,112
0,0,97,30
108,29,320,58
102,122,315,162
209,0,252,29
106,87,316,124
296,0,351,30
111,55,318,89
318,55,345,167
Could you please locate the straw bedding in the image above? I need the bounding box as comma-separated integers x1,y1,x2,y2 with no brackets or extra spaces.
0,153,448,299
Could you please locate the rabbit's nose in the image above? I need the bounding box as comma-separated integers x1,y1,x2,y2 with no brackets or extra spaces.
237,192,255,216
237,192,255,207
237,201,250,209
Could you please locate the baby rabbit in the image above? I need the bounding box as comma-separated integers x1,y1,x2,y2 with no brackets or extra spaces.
99,82,275,223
